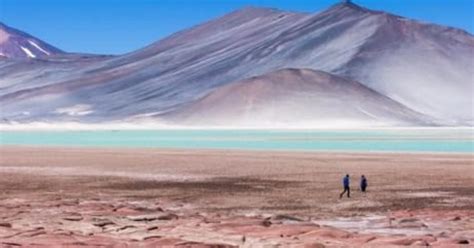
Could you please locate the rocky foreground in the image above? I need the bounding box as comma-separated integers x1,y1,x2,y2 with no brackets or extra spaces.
0,147,473,247
0,196,473,247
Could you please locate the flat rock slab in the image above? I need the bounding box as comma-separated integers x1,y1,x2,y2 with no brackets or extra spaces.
0,222,12,228
127,213,178,222
63,215,84,221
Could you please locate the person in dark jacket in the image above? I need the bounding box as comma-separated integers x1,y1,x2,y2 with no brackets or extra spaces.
339,174,350,198
360,175,368,192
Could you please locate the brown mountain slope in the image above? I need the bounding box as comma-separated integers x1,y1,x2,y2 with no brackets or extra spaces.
164,69,431,127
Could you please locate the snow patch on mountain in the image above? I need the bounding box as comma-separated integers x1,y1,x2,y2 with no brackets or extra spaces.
28,40,50,55
20,46,36,58
54,104,94,116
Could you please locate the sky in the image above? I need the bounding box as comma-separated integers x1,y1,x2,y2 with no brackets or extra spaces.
1,0,473,55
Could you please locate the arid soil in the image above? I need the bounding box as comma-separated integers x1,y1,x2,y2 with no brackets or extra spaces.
0,147,473,247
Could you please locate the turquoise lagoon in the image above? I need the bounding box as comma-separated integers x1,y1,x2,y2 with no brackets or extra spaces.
0,129,473,153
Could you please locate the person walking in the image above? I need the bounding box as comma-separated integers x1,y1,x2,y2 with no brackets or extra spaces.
339,174,350,198
360,175,368,192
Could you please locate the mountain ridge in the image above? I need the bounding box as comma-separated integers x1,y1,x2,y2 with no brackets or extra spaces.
0,2,472,127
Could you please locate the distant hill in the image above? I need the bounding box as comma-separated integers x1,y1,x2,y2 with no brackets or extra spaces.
163,68,432,127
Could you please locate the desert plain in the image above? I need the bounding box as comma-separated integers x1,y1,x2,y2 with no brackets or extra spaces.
0,146,473,247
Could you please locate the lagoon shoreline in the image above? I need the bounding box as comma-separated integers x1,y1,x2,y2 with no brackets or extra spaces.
1,128,473,154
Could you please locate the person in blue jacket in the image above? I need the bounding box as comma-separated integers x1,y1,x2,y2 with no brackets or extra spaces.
339,174,350,198
360,175,368,192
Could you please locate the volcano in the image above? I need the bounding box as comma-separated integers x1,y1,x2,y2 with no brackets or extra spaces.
0,1,472,127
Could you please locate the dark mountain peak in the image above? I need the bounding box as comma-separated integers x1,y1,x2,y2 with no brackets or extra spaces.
338,0,360,7
305,0,376,26
330,0,372,13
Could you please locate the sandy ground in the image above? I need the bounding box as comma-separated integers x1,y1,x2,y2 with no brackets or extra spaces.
0,146,473,247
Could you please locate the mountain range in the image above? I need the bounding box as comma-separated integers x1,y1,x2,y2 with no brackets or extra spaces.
1,1,473,127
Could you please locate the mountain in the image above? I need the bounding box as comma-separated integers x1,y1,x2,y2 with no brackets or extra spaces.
0,2,473,127
0,22,64,59
163,68,431,127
